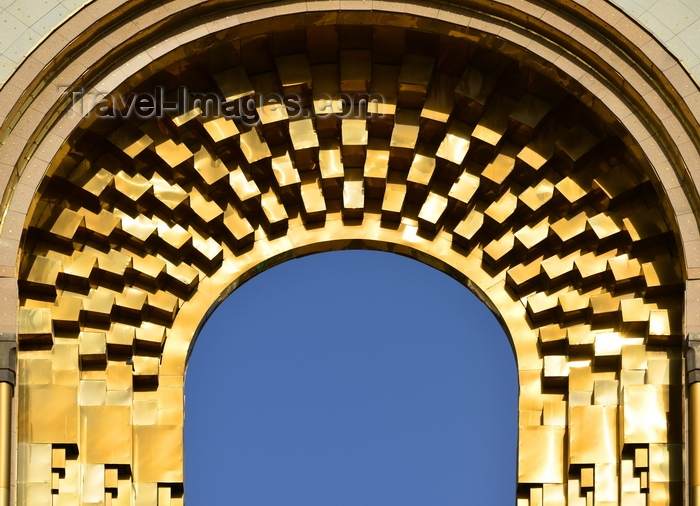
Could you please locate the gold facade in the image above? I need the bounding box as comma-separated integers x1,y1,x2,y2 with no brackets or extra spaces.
2,1,700,505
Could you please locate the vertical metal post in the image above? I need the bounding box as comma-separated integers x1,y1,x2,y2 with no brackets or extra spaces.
0,337,16,506
0,382,11,506
692,382,700,505
688,339,700,505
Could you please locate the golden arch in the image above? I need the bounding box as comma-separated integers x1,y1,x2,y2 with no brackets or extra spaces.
2,1,700,505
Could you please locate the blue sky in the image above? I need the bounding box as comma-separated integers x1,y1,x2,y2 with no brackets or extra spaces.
184,250,518,504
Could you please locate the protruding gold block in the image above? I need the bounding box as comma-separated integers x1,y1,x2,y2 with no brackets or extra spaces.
398,54,434,108
569,405,617,465
580,466,594,488
270,147,302,205
260,187,289,233
435,120,471,166
81,406,131,464
19,308,53,345
199,116,239,143
213,66,254,102
239,128,271,164
635,446,649,469
342,168,364,220
554,125,600,167
364,138,389,199
79,332,107,366
518,426,565,484
299,173,327,223
276,53,312,96
340,50,372,93
622,385,670,445
452,207,484,248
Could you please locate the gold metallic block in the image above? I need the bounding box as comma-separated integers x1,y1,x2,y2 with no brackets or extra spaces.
276,53,312,95
519,173,559,213
516,121,564,172
593,380,619,406
193,147,229,186
270,147,302,205
369,64,399,119
594,463,618,503
79,332,107,366
199,116,239,143
19,308,53,345
418,191,448,233
554,125,600,167
622,385,670,445
213,66,254,101
398,54,434,108
482,142,519,188
133,425,183,482
471,93,517,158
518,426,565,484
381,172,407,222
593,164,642,204
406,145,437,199
514,217,550,251
67,161,114,198
452,207,484,248
223,203,255,247
340,50,372,93
635,447,649,469
508,93,552,144
81,406,131,464
390,109,420,155
341,118,368,167
319,139,344,200
484,186,519,229
260,187,289,233
420,73,454,124
107,123,153,158
342,168,364,219
299,173,327,223
448,169,479,214
239,128,271,164
454,67,495,124
20,386,78,444
543,355,569,386
569,406,617,464
228,165,261,209
435,120,471,166
289,118,319,171
364,138,389,199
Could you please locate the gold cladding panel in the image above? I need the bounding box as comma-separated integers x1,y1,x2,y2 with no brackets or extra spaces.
15,20,685,506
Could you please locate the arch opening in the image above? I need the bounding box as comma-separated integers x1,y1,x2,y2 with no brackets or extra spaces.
184,250,518,505
12,9,687,505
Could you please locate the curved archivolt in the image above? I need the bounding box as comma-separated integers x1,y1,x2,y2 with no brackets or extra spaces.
17,23,684,504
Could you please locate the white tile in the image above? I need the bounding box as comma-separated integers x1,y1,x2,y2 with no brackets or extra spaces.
628,0,657,9
667,34,700,69
679,17,700,53
680,0,700,18
8,0,57,26
609,0,648,18
649,0,697,34
0,9,29,54
639,10,676,42
690,62,700,84
60,0,92,12
31,2,69,35
0,53,14,86
4,25,41,63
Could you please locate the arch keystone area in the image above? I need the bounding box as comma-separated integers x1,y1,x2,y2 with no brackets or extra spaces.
0,1,699,504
